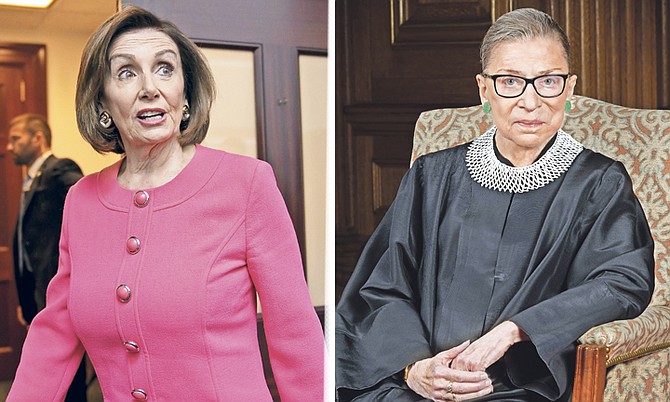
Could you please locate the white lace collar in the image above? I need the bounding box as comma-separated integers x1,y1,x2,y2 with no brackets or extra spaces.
465,126,583,193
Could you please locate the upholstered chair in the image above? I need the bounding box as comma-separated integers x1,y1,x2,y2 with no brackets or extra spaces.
411,95,670,402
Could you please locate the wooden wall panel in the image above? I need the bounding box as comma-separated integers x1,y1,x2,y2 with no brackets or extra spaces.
336,0,670,302
336,0,501,301
551,0,665,108
372,160,407,213
661,0,670,109
391,0,492,45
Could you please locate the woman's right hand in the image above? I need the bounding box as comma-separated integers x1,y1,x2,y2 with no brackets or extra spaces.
406,340,493,402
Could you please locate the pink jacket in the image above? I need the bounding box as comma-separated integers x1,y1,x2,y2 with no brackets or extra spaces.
8,145,324,401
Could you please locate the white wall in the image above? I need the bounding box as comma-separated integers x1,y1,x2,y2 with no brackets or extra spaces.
300,55,328,307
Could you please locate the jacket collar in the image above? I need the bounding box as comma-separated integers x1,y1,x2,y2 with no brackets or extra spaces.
95,144,223,211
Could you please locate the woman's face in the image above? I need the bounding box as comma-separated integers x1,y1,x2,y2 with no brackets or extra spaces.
101,28,186,150
476,36,577,156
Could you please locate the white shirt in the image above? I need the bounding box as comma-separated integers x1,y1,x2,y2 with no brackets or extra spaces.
24,150,53,191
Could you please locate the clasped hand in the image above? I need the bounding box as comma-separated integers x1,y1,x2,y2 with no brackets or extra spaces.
406,321,527,402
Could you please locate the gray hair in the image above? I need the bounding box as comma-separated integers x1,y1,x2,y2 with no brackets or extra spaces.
480,8,571,72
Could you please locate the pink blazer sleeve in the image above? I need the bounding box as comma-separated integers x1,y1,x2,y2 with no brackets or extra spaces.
245,161,325,401
7,192,86,401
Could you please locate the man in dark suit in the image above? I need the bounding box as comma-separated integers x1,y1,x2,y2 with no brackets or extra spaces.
7,113,88,401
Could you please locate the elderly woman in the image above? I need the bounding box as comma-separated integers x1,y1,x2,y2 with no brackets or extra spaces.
8,6,324,402
336,8,654,402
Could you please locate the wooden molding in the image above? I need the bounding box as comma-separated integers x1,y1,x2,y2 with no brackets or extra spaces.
390,0,492,45
372,159,409,213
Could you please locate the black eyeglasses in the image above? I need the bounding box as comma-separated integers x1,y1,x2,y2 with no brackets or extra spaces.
481,73,569,98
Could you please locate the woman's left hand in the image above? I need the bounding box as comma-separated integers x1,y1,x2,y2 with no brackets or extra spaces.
450,321,528,372
406,340,493,402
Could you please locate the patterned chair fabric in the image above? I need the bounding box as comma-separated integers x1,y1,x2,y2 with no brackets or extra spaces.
411,95,670,401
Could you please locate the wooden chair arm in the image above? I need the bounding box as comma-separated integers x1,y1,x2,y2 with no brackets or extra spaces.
572,344,609,402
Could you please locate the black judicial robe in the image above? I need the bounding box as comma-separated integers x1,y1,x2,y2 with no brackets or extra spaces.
335,143,655,401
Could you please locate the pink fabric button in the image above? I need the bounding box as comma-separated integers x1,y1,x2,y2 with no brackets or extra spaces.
133,190,149,208
131,388,148,400
116,284,131,303
126,236,141,254
123,341,140,353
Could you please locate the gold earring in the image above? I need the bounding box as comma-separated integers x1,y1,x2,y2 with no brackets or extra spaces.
182,104,191,121
99,111,113,129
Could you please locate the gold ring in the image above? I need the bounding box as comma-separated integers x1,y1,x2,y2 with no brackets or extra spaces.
447,381,453,393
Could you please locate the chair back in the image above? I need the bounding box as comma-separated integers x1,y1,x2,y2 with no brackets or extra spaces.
411,95,670,308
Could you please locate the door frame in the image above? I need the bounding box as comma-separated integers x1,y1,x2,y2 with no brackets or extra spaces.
0,42,47,380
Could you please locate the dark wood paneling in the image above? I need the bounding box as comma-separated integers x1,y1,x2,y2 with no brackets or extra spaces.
549,0,666,108
336,0,493,299
661,0,670,109
372,159,407,213
128,0,326,49
391,0,492,45
336,0,670,302
371,1,484,106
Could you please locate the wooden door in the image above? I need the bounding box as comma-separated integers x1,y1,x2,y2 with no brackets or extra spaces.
0,44,47,380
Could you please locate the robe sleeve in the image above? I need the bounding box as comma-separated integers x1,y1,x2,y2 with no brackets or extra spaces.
336,159,435,400
245,161,325,402
7,189,86,401
508,161,655,399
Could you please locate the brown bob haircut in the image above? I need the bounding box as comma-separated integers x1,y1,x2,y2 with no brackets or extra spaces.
75,5,216,154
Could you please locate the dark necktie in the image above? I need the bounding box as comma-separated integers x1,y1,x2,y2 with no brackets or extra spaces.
17,174,32,275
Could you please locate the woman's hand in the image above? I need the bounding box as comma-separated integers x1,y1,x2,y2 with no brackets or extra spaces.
406,340,493,401
450,321,528,372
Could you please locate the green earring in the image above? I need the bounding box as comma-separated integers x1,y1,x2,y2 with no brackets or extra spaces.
565,100,572,112
482,101,491,114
